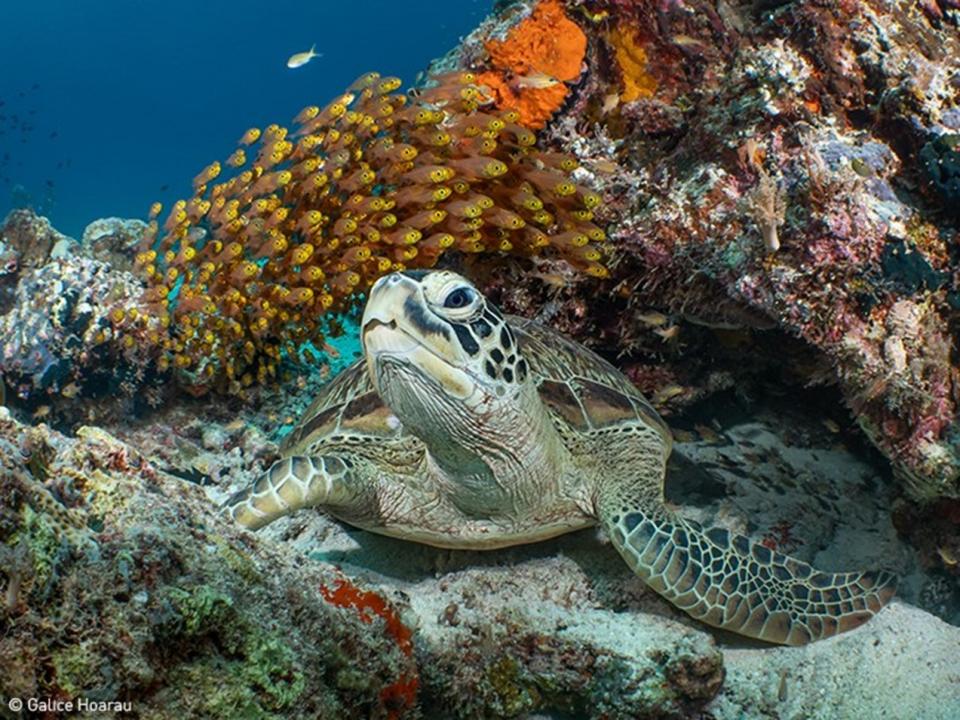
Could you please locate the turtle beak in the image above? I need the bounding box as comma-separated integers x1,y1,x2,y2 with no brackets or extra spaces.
361,273,418,354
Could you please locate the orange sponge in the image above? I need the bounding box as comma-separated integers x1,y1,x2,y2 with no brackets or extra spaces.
608,25,658,102
479,0,587,128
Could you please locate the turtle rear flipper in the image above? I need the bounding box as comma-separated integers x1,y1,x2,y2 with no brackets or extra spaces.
601,504,897,645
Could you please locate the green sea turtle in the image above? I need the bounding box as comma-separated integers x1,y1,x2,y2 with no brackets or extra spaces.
225,270,896,645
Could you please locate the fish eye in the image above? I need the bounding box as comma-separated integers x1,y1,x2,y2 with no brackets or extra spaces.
443,286,475,309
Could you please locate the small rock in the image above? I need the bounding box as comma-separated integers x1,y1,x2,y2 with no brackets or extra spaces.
81,217,148,271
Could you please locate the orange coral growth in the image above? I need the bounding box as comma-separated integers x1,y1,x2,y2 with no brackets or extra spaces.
378,674,419,719
608,25,658,102
478,0,587,128
320,578,417,719
320,578,413,655
138,70,606,392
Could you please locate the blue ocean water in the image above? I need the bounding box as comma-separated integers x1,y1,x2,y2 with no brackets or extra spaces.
0,0,490,239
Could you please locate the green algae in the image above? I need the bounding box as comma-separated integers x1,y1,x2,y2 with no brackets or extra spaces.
14,504,65,591
154,632,305,718
152,583,305,714
486,655,540,717
165,584,235,637
241,635,305,710
51,641,107,697
214,537,264,585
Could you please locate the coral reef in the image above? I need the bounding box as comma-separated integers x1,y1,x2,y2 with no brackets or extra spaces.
138,71,604,393
2,0,960,716
81,216,149,271
0,410,417,718
0,209,73,276
0,209,74,315
450,0,960,501
0,254,164,412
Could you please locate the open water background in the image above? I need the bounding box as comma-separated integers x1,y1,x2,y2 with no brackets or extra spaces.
0,0,489,237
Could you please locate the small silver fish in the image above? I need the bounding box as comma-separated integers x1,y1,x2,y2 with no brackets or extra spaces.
287,44,322,69
511,71,561,90
637,311,669,327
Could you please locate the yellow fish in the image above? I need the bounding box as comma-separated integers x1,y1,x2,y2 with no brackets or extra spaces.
637,311,669,327
238,127,261,146
653,384,685,405
654,325,680,342
287,44,322,69
226,149,246,168
601,92,620,115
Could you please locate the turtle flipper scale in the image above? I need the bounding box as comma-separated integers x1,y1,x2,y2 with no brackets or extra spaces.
223,454,362,530
601,505,896,645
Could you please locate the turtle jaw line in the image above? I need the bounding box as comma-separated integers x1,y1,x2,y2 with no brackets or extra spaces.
363,320,481,402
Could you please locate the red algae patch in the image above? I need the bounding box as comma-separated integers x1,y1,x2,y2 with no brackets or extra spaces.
320,577,417,718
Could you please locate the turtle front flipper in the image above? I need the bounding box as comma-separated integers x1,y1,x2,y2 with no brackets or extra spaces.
224,455,369,530
599,499,896,645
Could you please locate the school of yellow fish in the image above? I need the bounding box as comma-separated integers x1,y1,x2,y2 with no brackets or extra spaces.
133,71,607,391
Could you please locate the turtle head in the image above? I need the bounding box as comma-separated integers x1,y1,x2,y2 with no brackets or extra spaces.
361,271,529,421
361,270,559,506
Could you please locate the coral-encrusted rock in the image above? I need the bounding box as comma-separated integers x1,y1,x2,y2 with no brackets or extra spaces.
0,256,159,403
413,560,724,719
459,0,960,499
81,217,149,271
0,209,75,315
0,411,417,718
0,208,74,275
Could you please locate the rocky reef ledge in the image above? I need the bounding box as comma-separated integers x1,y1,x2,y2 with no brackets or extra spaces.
448,0,960,502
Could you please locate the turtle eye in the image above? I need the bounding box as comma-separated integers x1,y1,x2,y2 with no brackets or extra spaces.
443,287,475,309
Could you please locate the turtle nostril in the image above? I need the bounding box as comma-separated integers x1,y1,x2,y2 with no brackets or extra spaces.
363,319,397,333
372,274,396,292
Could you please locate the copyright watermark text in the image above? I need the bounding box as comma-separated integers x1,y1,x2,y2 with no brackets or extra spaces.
7,697,133,714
